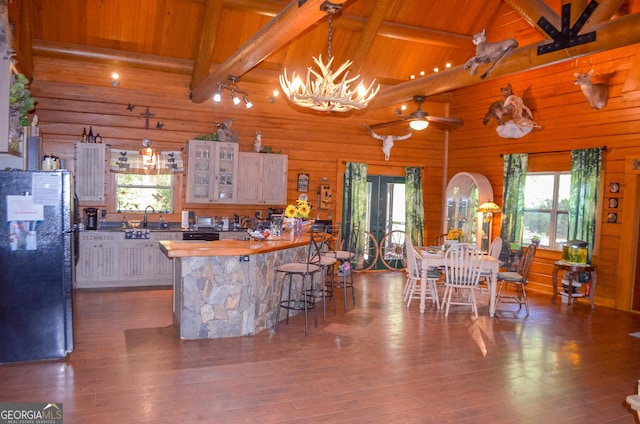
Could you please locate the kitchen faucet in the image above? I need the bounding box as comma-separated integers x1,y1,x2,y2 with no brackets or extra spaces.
143,205,155,229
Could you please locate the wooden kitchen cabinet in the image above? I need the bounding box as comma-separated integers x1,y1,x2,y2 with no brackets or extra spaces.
75,143,106,203
75,231,181,288
237,152,288,205
186,140,238,204
75,232,119,287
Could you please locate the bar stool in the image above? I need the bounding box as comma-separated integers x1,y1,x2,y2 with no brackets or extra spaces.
308,223,337,318
274,231,321,336
323,223,357,311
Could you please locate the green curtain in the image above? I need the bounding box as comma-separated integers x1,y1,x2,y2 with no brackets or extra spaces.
499,153,528,262
342,162,368,268
569,148,603,261
405,167,424,246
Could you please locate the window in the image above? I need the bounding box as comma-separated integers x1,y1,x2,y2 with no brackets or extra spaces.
522,172,570,249
116,174,173,212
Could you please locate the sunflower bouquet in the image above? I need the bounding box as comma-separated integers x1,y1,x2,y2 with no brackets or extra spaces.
285,199,310,219
447,228,464,240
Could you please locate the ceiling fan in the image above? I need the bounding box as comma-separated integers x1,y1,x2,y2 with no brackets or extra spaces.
369,95,463,132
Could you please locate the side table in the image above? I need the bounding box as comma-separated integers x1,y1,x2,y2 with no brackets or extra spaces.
551,261,597,308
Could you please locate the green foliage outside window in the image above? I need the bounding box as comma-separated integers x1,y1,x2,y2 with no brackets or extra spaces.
116,174,173,212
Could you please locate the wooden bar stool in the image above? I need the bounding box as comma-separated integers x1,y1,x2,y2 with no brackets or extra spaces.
274,232,321,336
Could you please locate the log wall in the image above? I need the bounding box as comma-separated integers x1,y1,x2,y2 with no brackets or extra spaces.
27,42,640,310
29,56,448,241
448,44,640,310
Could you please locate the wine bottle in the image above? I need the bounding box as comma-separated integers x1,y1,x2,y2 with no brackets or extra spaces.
88,126,94,143
95,133,102,143
81,127,87,143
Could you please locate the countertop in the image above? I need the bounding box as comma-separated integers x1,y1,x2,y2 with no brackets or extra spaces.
159,236,313,258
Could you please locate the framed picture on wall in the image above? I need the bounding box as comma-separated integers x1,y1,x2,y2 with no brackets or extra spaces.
297,173,309,192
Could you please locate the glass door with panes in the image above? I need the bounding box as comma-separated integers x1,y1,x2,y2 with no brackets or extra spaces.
365,175,406,270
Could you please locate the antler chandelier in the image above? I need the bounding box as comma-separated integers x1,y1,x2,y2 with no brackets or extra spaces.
279,1,380,112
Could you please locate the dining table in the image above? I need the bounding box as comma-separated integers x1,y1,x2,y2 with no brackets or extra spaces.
419,248,501,317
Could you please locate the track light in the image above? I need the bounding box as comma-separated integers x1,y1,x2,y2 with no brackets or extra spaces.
213,85,222,102
231,91,241,105
212,76,252,109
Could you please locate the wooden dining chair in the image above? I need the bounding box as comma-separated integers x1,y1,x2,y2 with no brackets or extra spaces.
441,243,485,319
403,237,440,309
479,236,503,292
495,243,537,315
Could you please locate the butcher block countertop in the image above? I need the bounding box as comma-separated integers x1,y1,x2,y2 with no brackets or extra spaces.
159,237,313,258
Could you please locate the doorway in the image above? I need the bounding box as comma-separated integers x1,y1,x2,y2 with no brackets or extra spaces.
365,175,406,270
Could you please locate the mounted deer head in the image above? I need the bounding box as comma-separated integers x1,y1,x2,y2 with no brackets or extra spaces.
574,68,609,110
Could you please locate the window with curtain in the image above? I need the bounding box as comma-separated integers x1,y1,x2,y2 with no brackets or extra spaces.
522,172,570,249
116,174,173,213
110,148,183,213
501,148,602,260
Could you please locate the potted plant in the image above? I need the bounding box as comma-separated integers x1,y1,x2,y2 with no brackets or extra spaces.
531,235,541,246
10,73,36,127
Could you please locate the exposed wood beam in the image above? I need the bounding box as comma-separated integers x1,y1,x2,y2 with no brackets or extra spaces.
190,0,329,104
224,0,470,48
350,0,392,76
375,21,469,49
32,40,195,74
583,0,627,28
369,12,640,108
504,0,560,38
190,0,224,89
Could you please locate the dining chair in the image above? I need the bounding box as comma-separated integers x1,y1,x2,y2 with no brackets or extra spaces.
273,230,321,336
429,233,449,248
478,236,503,292
441,243,485,319
495,243,537,315
403,237,440,309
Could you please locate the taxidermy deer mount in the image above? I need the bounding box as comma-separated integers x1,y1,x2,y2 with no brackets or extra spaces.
574,68,609,110
364,125,412,161
464,29,518,79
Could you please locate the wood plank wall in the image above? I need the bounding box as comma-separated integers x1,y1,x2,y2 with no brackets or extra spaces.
448,45,640,310
27,43,640,311
29,56,448,240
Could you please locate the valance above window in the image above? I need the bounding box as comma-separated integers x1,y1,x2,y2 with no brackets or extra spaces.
110,149,184,175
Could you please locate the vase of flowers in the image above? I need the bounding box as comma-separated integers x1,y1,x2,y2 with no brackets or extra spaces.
446,228,464,248
285,199,310,238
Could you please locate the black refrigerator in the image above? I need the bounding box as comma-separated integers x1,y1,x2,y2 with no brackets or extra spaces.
0,170,77,363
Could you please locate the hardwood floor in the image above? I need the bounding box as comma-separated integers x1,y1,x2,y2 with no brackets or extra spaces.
2,272,640,423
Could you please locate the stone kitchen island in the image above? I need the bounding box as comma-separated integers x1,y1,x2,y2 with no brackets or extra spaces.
159,237,313,339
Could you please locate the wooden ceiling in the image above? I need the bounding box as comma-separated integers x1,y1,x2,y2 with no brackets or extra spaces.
7,0,640,109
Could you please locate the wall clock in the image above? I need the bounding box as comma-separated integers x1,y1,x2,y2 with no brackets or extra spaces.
609,182,620,193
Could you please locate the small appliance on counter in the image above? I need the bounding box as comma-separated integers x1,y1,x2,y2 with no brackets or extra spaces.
84,207,99,230
181,210,195,230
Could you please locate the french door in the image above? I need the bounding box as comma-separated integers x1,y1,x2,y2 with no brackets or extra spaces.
365,175,406,270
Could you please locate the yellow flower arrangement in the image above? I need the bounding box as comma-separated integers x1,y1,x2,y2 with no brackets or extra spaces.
447,228,464,240
285,199,310,219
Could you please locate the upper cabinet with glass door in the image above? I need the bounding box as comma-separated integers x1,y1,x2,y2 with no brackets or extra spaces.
444,172,494,250
186,140,238,203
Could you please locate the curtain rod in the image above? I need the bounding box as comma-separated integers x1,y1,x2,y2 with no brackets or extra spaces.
499,145,607,158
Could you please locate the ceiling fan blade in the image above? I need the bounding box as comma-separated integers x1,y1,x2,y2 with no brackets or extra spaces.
426,116,464,131
368,117,410,129
369,115,463,131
